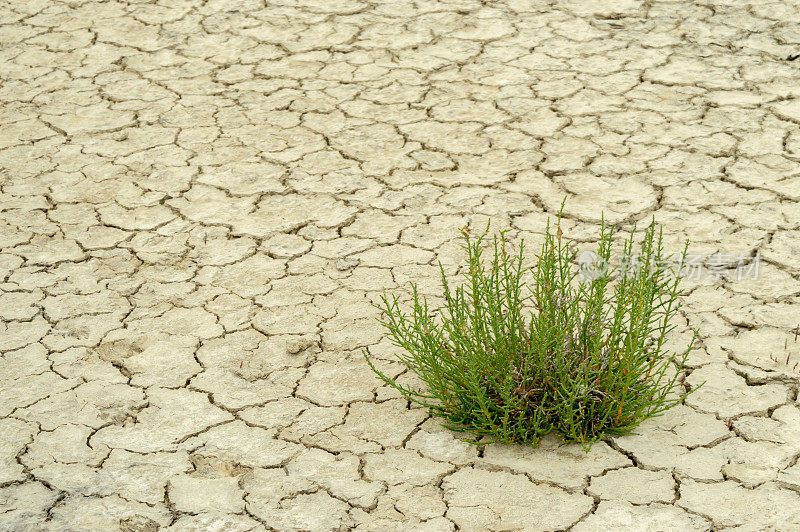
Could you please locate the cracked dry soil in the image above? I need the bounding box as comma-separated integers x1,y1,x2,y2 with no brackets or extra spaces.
2,0,800,530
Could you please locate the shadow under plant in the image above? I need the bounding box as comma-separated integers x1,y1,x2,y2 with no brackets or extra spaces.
365,208,701,451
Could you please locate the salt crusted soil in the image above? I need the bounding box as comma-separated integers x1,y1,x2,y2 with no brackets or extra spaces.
2,0,800,530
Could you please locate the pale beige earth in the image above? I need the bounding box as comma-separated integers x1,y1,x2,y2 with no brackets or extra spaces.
1,0,800,530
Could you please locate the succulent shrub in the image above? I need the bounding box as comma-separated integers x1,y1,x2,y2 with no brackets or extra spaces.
364,207,700,451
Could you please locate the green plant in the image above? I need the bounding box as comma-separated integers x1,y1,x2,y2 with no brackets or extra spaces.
364,206,700,451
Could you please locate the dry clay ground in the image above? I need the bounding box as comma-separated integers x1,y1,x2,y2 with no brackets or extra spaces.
2,0,800,530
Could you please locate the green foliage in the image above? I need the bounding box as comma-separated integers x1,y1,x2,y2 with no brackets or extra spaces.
364,206,700,451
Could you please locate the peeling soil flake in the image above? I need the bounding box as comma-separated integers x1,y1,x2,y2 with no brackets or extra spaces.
1,0,799,530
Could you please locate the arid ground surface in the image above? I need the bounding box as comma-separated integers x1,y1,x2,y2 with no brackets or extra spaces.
2,0,800,530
